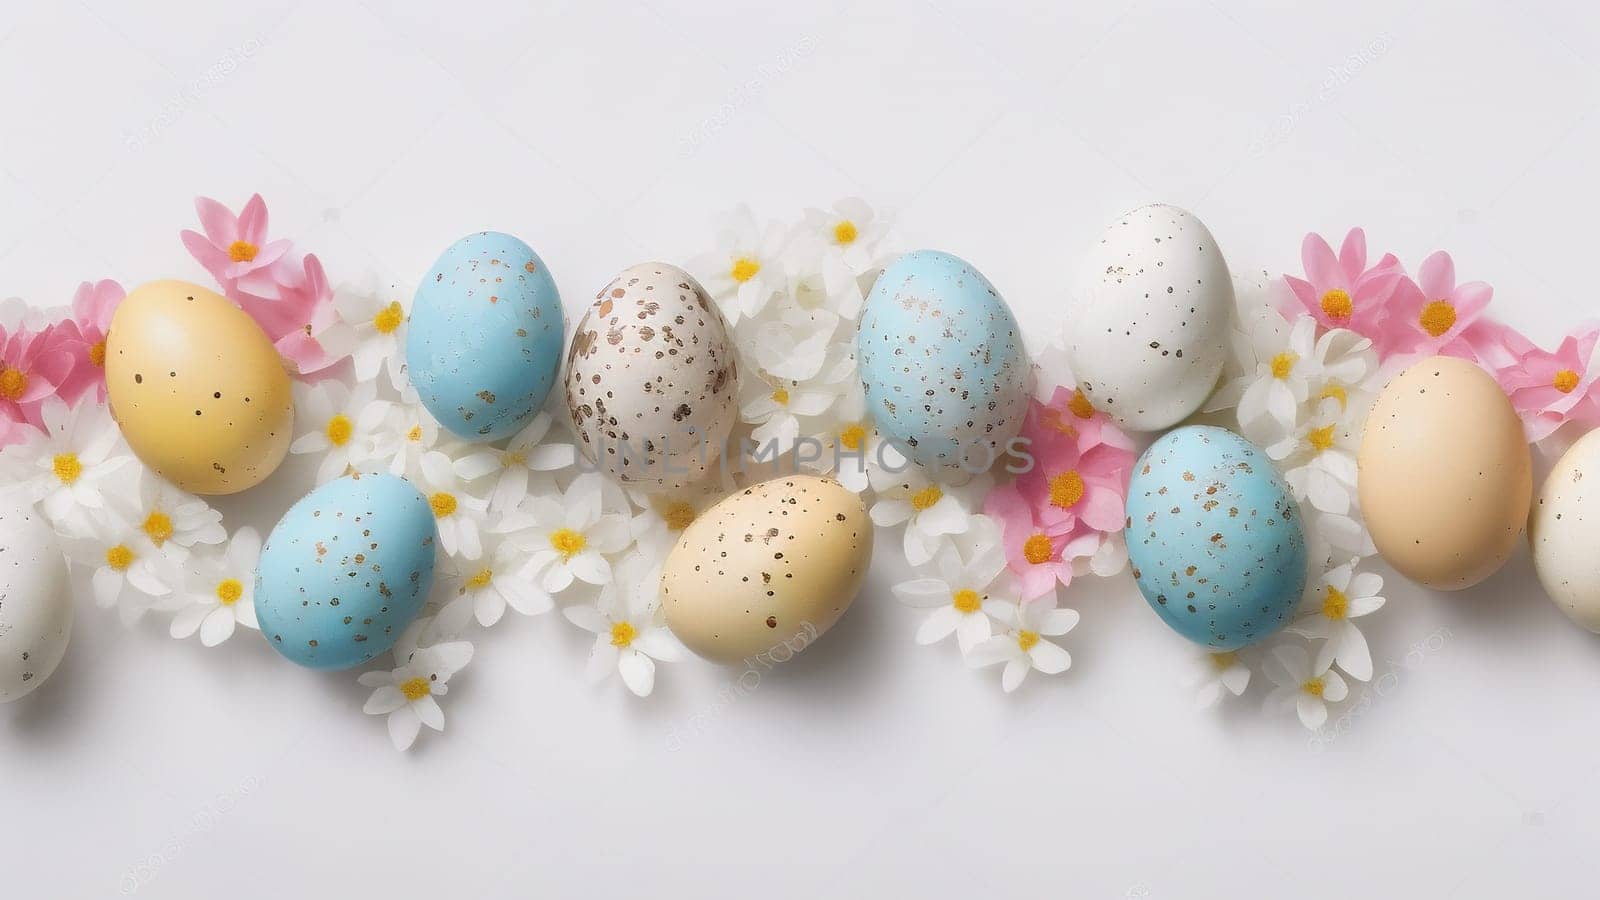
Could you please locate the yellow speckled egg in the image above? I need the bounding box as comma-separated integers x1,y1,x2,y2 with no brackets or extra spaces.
105,280,293,495
661,475,871,664
1358,356,1531,590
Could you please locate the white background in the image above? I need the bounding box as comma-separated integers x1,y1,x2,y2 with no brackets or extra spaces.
3,1,1599,898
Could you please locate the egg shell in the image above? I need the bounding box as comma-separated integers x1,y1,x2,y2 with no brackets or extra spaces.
406,232,564,442
1530,429,1600,629
565,262,739,491
856,249,1029,476
105,280,293,495
0,500,72,702
1359,357,1531,591
1125,425,1307,650
1066,205,1231,431
661,475,871,664
255,473,438,670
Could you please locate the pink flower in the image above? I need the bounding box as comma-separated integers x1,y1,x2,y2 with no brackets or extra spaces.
180,194,294,295
266,253,349,377
0,322,77,431
1282,228,1407,338
985,483,1100,601
55,279,125,404
1014,389,1133,536
1379,251,1493,361
1492,323,1600,442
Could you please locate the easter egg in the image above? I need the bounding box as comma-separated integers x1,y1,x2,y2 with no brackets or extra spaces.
105,280,293,494
1531,429,1600,631
857,249,1029,477
255,473,438,670
0,500,72,702
1359,357,1531,591
1066,204,1231,431
406,232,564,442
661,475,871,664
565,262,739,492
1125,425,1307,650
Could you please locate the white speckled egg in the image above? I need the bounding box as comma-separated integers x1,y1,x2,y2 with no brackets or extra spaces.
1531,428,1600,630
565,263,739,492
1066,205,1231,431
661,475,871,664
0,500,73,702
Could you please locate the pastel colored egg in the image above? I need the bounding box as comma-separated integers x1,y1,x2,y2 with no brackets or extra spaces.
255,473,438,670
564,262,739,491
1359,357,1531,591
1531,429,1600,630
1066,204,1231,431
0,500,73,702
105,280,293,494
1125,425,1307,650
406,232,564,442
661,475,871,664
856,250,1029,477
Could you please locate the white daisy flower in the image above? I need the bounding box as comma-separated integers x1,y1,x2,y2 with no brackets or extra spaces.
1263,642,1348,730
965,593,1079,692
1222,313,1316,442
415,449,490,560
0,398,133,537
450,412,576,514
798,198,891,319
742,378,840,456
562,554,686,697
1183,648,1251,709
739,306,840,382
359,640,474,751
500,473,631,595
170,527,262,646
1286,560,1386,681
376,403,444,480
289,380,391,484
867,444,979,566
800,381,875,492
130,472,227,553
626,476,729,560
692,205,788,325
65,514,180,626
1266,404,1361,516
435,534,554,629
332,274,412,391
892,538,1013,653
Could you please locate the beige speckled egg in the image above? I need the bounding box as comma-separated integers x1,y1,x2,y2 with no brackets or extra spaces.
1359,357,1531,590
661,475,871,664
106,280,293,494
565,263,739,492
1530,428,1600,631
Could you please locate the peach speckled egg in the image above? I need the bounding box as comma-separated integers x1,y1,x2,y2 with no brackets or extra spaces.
106,280,293,495
1358,357,1531,591
661,475,870,664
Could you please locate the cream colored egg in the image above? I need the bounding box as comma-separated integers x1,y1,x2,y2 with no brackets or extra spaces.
0,500,73,702
105,280,293,495
661,475,871,664
1530,428,1600,631
1358,357,1531,590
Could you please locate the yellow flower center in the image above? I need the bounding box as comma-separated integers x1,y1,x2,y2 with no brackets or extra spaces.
1554,369,1580,394
105,544,134,571
550,527,586,559
1023,533,1054,565
610,621,637,648
400,677,431,701
730,257,761,283
1017,630,1041,652
52,453,82,485
429,492,457,518
142,511,174,547
466,568,493,589
1307,424,1336,453
770,387,789,406
1049,470,1085,509
89,340,107,367
0,367,28,401
407,425,423,442
662,501,696,531
503,451,527,468
1319,289,1353,321
1419,300,1456,338
1210,651,1238,671
373,301,404,334
1322,585,1348,620
1302,678,1326,698
910,486,943,512
839,423,866,451
1319,384,1348,409
952,588,982,614
227,240,259,263
325,414,353,447
215,579,243,606
1067,390,1095,419
1270,351,1297,380
833,220,858,245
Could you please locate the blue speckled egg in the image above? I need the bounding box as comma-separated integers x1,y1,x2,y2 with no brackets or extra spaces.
1125,425,1307,650
406,232,564,442
255,473,438,670
856,250,1029,476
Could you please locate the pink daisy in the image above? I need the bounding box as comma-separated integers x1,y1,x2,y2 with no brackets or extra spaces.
1014,393,1133,536
1380,251,1493,361
180,194,294,296
985,482,1100,601
0,322,77,431
1492,323,1600,442
266,253,348,377
1282,228,1406,337
55,279,125,404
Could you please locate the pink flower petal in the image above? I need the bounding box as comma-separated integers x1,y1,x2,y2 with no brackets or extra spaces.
1337,228,1367,282
194,196,240,247
1302,233,1344,291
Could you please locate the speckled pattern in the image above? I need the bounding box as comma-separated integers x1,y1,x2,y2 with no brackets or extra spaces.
856,249,1029,476
406,232,564,442
1067,205,1231,431
1532,429,1600,632
255,473,437,671
661,475,871,664
1124,426,1306,650
565,262,739,492
0,500,72,702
